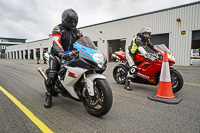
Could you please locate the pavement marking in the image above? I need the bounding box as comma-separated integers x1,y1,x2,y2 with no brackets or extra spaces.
0,86,53,133
103,73,112,75
184,83,200,87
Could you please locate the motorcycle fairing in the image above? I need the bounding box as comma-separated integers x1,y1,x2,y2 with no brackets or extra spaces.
74,42,107,65
60,66,87,99
136,62,162,84
65,50,103,70
63,36,107,71
59,67,106,98
86,73,106,96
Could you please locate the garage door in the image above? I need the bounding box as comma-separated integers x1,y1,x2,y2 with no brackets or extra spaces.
145,33,169,53
192,30,200,49
108,39,126,61
192,30,200,40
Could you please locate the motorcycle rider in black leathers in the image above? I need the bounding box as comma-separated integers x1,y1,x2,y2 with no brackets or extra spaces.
124,27,157,91
44,9,83,108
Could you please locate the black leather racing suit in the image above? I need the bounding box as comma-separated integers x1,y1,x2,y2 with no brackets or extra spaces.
45,23,82,94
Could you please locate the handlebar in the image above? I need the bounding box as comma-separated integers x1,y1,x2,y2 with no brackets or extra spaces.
142,53,163,62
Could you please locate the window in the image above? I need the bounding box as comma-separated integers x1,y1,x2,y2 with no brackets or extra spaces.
0,38,25,43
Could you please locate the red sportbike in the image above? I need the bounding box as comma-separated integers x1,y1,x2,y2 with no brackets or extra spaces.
112,44,183,92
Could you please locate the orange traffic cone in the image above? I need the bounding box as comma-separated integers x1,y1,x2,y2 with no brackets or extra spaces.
148,51,182,104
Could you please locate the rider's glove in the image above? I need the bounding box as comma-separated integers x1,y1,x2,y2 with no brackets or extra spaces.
144,53,156,61
60,53,71,60
148,55,156,61
144,53,150,59
70,51,79,59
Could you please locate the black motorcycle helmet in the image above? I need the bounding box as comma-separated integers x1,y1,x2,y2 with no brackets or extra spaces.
62,9,78,29
139,27,152,40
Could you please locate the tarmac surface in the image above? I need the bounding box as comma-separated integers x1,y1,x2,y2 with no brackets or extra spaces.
0,59,200,133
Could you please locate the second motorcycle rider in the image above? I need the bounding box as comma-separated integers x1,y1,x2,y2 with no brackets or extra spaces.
125,27,158,91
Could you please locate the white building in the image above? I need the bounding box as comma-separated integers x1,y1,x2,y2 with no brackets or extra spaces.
6,38,51,60
6,1,200,66
0,37,26,59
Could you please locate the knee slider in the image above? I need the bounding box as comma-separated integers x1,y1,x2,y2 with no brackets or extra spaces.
45,78,53,87
129,66,137,75
46,71,58,87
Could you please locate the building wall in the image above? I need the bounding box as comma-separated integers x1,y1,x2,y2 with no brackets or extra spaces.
6,38,52,60
80,2,200,66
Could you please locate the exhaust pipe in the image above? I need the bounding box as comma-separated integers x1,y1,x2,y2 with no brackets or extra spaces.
37,67,47,81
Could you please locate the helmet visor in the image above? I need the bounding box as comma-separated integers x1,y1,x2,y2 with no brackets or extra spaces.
64,16,78,29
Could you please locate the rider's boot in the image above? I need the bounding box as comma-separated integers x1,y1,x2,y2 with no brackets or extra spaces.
44,77,54,108
44,91,52,108
124,78,132,91
44,70,57,108
124,65,138,91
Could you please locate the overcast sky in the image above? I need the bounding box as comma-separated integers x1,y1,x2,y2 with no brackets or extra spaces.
0,0,199,42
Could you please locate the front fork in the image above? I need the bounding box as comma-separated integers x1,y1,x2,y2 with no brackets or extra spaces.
82,73,87,97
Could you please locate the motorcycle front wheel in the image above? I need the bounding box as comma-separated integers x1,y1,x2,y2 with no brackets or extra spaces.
82,79,113,117
170,69,184,93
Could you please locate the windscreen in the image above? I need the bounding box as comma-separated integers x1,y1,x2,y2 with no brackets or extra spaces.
155,44,170,53
76,36,97,49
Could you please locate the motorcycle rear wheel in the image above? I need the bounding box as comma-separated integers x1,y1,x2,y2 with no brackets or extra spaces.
82,79,113,117
113,64,128,84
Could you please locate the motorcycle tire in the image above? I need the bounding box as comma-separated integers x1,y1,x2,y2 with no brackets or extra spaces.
170,69,184,93
113,64,128,84
82,79,113,117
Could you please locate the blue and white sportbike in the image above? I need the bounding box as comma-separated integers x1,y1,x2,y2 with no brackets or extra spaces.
38,36,113,117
